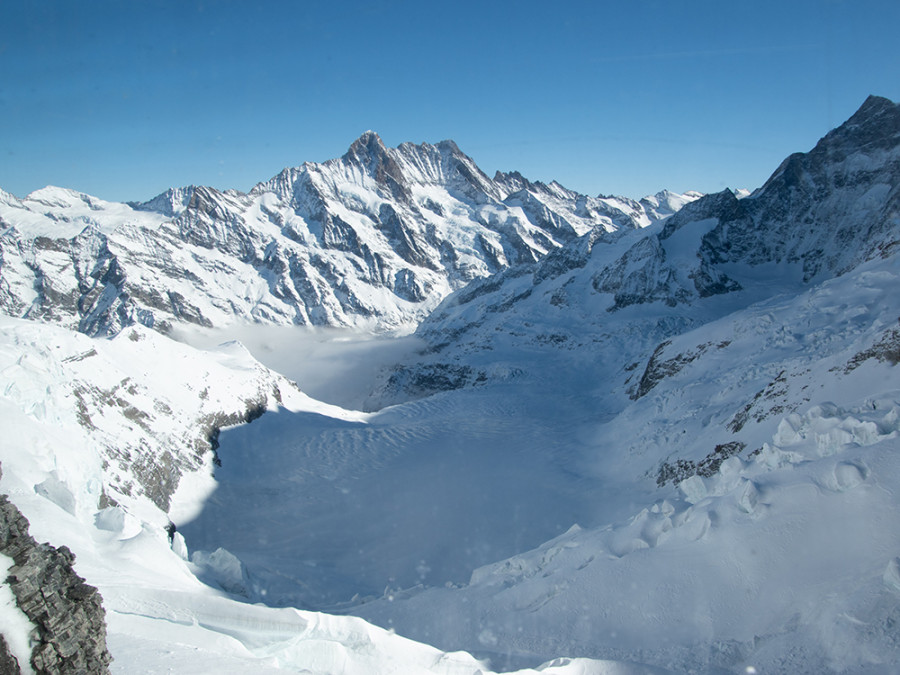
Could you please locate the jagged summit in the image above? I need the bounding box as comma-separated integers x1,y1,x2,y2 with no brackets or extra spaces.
343,132,467,167
493,170,531,193
349,129,383,145
341,130,409,200
841,94,900,137
0,131,696,336
431,138,463,155
342,130,389,162
817,93,900,157
761,95,900,195
132,185,198,218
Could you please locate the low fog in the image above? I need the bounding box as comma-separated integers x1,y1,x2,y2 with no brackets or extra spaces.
172,325,425,411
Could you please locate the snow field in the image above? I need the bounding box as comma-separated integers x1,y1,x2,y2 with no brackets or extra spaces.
355,396,900,672
0,316,634,674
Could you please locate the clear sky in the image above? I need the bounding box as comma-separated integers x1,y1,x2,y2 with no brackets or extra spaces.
2,0,899,203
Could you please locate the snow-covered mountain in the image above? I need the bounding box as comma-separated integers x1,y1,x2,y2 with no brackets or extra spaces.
376,94,900,403
320,94,900,670
1,95,899,674
177,95,900,672
0,134,696,337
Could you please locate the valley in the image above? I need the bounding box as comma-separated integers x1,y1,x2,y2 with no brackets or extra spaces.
1,95,899,673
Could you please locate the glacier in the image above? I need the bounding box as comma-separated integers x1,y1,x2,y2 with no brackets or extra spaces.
1,96,899,673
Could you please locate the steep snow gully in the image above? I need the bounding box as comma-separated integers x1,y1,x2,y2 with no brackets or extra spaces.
2,96,900,673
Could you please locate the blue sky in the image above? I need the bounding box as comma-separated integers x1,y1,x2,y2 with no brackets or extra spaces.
2,0,899,202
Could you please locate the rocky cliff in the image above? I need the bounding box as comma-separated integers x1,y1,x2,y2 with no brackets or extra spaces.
0,469,111,674
0,135,697,336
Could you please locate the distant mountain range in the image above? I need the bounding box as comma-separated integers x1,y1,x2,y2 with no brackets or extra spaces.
0,133,700,336
1,96,900,674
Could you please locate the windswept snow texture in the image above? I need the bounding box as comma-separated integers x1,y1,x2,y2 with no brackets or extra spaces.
0,136,696,337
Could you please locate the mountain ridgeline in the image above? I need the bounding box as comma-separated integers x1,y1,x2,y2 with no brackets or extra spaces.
377,95,900,403
1,97,900,673
0,133,698,337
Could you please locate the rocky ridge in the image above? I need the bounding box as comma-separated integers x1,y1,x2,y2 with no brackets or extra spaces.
0,134,698,337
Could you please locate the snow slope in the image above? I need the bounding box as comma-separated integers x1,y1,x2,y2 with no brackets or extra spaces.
178,251,900,672
0,317,642,673
352,254,900,672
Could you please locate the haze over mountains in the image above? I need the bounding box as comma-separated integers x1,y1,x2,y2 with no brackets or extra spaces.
1,96,899,674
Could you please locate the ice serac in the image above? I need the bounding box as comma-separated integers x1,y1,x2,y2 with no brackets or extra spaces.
0,133,697,336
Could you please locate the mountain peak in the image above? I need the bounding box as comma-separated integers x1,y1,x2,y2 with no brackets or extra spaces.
434,139,462,155
816,95,900,157
344,130,388,160
841,95,899,135
22,185,101,210
0,187,23,207
855,94,896,118
493,170,533,194
133,185,197,217
341,131,410,200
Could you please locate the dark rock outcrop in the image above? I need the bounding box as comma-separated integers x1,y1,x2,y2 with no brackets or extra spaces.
0,481,112,674
0,634,21,675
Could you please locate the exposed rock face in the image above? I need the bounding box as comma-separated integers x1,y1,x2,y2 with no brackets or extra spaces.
705,95,900,278
0,135,696,337
0,634,21,675
0,487,111,674
605,95,900,310
630,338,732,400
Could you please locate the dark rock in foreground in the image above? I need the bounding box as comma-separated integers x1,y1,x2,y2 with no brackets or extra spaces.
0,467,112,674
